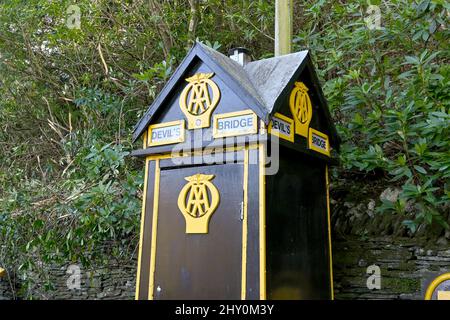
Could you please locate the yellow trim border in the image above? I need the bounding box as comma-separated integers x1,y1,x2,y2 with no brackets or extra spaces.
143,131,147,149
259,143,266,299
325,165,335,300
148,159,161,299
213,110,258,139
425,273,450,300
268,112,295,143
147,120,185,147
241,147,249,300
308,127,330,157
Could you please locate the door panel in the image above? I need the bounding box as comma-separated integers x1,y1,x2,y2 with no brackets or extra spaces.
153,162,244,299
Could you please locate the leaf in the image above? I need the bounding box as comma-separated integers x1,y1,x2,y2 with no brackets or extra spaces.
402,220,417,233
416,0,430,14
414,165,427,174
425,212,433,224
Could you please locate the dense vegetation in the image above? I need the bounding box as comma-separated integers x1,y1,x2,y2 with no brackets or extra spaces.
0,0,448,298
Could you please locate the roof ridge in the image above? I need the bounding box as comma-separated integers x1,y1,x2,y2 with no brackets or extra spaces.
196,42,267,111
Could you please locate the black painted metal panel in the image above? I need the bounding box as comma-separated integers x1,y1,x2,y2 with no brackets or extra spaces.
245,148,261,299
266,146,331,299
153,162,244,299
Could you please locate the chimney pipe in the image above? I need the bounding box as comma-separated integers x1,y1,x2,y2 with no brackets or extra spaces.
228,47,252,66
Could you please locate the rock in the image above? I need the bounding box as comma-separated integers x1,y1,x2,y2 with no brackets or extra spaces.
437,249,450,257
358,259,368,267
399,293,420,300
436,237,448,246
380,187,401,203
445,230,450,240
367,200,375,218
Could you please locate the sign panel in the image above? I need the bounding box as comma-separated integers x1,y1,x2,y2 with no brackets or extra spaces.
268,112,294,142
438,291,450,300
308,128,330,156
148,120,185,147
213,110,257,138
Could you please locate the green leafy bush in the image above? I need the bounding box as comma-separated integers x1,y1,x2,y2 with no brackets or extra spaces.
295,0,449,232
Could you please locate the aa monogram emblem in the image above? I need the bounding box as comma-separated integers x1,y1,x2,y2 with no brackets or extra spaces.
177,173,220,234
179,72,221,129
289,81,312,137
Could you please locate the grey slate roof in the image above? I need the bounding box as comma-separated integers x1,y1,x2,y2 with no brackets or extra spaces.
133,42,339,147
244,50,308,114
198,43,267,114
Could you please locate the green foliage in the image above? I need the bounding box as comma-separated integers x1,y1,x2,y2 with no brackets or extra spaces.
0,0,277,299
295,0,449,232
0,140,140,297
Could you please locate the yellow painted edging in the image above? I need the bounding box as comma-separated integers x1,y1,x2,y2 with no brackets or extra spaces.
325,165,335,300
241,146,249,300
135,157,149,300
425,273,450,300
259,143,266,300
213,109,258,139
148,159,161,300
143,131,147,149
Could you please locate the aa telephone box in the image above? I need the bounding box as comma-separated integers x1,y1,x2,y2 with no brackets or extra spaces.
131,43,340,300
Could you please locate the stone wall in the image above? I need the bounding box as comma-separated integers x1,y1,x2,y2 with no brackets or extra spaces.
2,237,448,300
0,262,136,300
47,263,136,300
332,236,450,300
329,184,449,300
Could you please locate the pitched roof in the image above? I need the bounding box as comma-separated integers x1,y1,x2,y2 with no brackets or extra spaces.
244,50,308,114
133,42,339,147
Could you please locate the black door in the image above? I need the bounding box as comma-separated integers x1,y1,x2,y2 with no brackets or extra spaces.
152,158,245,299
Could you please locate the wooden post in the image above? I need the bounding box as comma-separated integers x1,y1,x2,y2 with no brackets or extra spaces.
275,0,293,56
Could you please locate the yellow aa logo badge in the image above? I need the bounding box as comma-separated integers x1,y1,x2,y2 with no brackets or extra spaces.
289,81,313,137
177,173,220,234
179,72,221,129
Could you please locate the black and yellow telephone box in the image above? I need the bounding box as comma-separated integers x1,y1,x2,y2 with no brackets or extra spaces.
131,43,340,300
